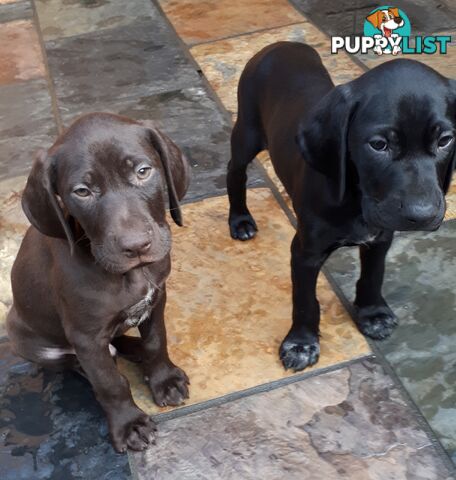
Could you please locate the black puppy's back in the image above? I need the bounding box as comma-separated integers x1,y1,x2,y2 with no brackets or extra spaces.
236,42,334,194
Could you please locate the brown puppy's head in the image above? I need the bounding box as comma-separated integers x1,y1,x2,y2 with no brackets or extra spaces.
22,113,190,274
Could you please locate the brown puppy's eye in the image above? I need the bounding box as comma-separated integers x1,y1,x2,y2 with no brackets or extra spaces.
73,187,91,197
369,139,388,152
137,166,152,180
438,135,454,149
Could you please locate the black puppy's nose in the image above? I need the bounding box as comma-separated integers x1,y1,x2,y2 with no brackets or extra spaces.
403,203,438,226
121,237,152,257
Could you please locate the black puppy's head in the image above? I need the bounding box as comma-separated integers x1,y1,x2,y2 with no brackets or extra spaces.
22,113,190,274
298,59,455,232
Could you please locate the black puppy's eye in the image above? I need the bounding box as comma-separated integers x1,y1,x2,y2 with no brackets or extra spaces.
369,139,388,152
137,166,152,180
437,135,454,149
73,187,91,197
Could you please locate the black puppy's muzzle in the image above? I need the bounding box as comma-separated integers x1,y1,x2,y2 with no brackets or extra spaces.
363,194,445,232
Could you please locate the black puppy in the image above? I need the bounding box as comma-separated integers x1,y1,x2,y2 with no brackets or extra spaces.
227,42,455,371
7,113,190,452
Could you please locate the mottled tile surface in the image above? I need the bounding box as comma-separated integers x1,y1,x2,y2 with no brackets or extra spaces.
45,19,200,120
191,23,364,115
81,85,265,201
326,221,456,463
131,358,454,480
0,20,45,85
290,0,456,37
0,79,56,180
119,189,370,415
35,0,158,40
0,0,32,23
159,0,303,45
0,339,131,480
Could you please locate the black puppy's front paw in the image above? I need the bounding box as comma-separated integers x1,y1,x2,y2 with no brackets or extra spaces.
279,339,320,372
229,213,258,241
355,304,398,340
145,362,190,407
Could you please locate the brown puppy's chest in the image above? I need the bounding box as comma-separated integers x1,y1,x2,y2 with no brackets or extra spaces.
118,285,158,329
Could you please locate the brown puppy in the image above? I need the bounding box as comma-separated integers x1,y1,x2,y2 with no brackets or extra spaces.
6,113,190,453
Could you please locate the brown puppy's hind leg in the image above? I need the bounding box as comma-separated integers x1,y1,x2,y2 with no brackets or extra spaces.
111,335,143,363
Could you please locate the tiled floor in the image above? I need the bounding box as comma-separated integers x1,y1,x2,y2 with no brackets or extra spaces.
0,1,455,479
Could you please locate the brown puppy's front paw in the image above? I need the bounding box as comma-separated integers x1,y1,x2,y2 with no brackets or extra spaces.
110,412,157,453
145,363,190,407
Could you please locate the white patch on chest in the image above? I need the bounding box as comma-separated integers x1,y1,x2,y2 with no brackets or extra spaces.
123,287,155,328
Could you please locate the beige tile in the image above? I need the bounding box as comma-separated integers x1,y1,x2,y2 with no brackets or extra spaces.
354,30,456,78
445,178,456,220
0,20,45,85
119,189,370,414
159,0,303,45
0,175,28,336
191,22,364,115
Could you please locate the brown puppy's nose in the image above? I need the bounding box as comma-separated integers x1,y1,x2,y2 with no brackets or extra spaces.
121,236,152,258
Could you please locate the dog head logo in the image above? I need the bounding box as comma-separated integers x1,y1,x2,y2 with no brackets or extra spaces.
364,6,411,55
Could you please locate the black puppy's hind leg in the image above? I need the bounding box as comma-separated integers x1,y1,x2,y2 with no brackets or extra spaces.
227,117,263,240
354,234,398,340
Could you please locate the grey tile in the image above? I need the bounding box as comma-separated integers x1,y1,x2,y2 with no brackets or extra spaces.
0,0,32,23
131,358,453,479
0,79,56,180
60,85,266,202
290,0,456,37
326,221,456,464
0,339,131,480
35,0,158,40
45,19,200,121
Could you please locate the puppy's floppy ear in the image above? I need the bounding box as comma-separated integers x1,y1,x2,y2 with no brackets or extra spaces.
389,8,400,17
142,121,190,226
296,85,357,203
366,10,382,29
22,149,75,253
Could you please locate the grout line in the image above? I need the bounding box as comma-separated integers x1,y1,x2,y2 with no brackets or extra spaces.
187,19,308,47
151,354,374,424
323,264,456,474
30,0,64,135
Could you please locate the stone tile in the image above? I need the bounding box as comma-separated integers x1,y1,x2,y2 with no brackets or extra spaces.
0,0,32,23
326,221,456,463
0,20,45,85
78,85,265,201
118,189,370,415
290,0,456,38
355,29,456,78
0,339,131,480
0,175,28,337
191,22,364,116
159,0,303,45
0,78,56,181
131,358,454,480
35,0,158,41
45,19,200,120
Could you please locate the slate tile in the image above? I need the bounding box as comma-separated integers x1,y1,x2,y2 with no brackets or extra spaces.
118,189,370,416
0,20,45,85
0,339,131,480
35,0,159,41
130,358,454,479
45,19,200,121
0,0,32,23
159,0,303,45
290,0,456,37
326,221,456,463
